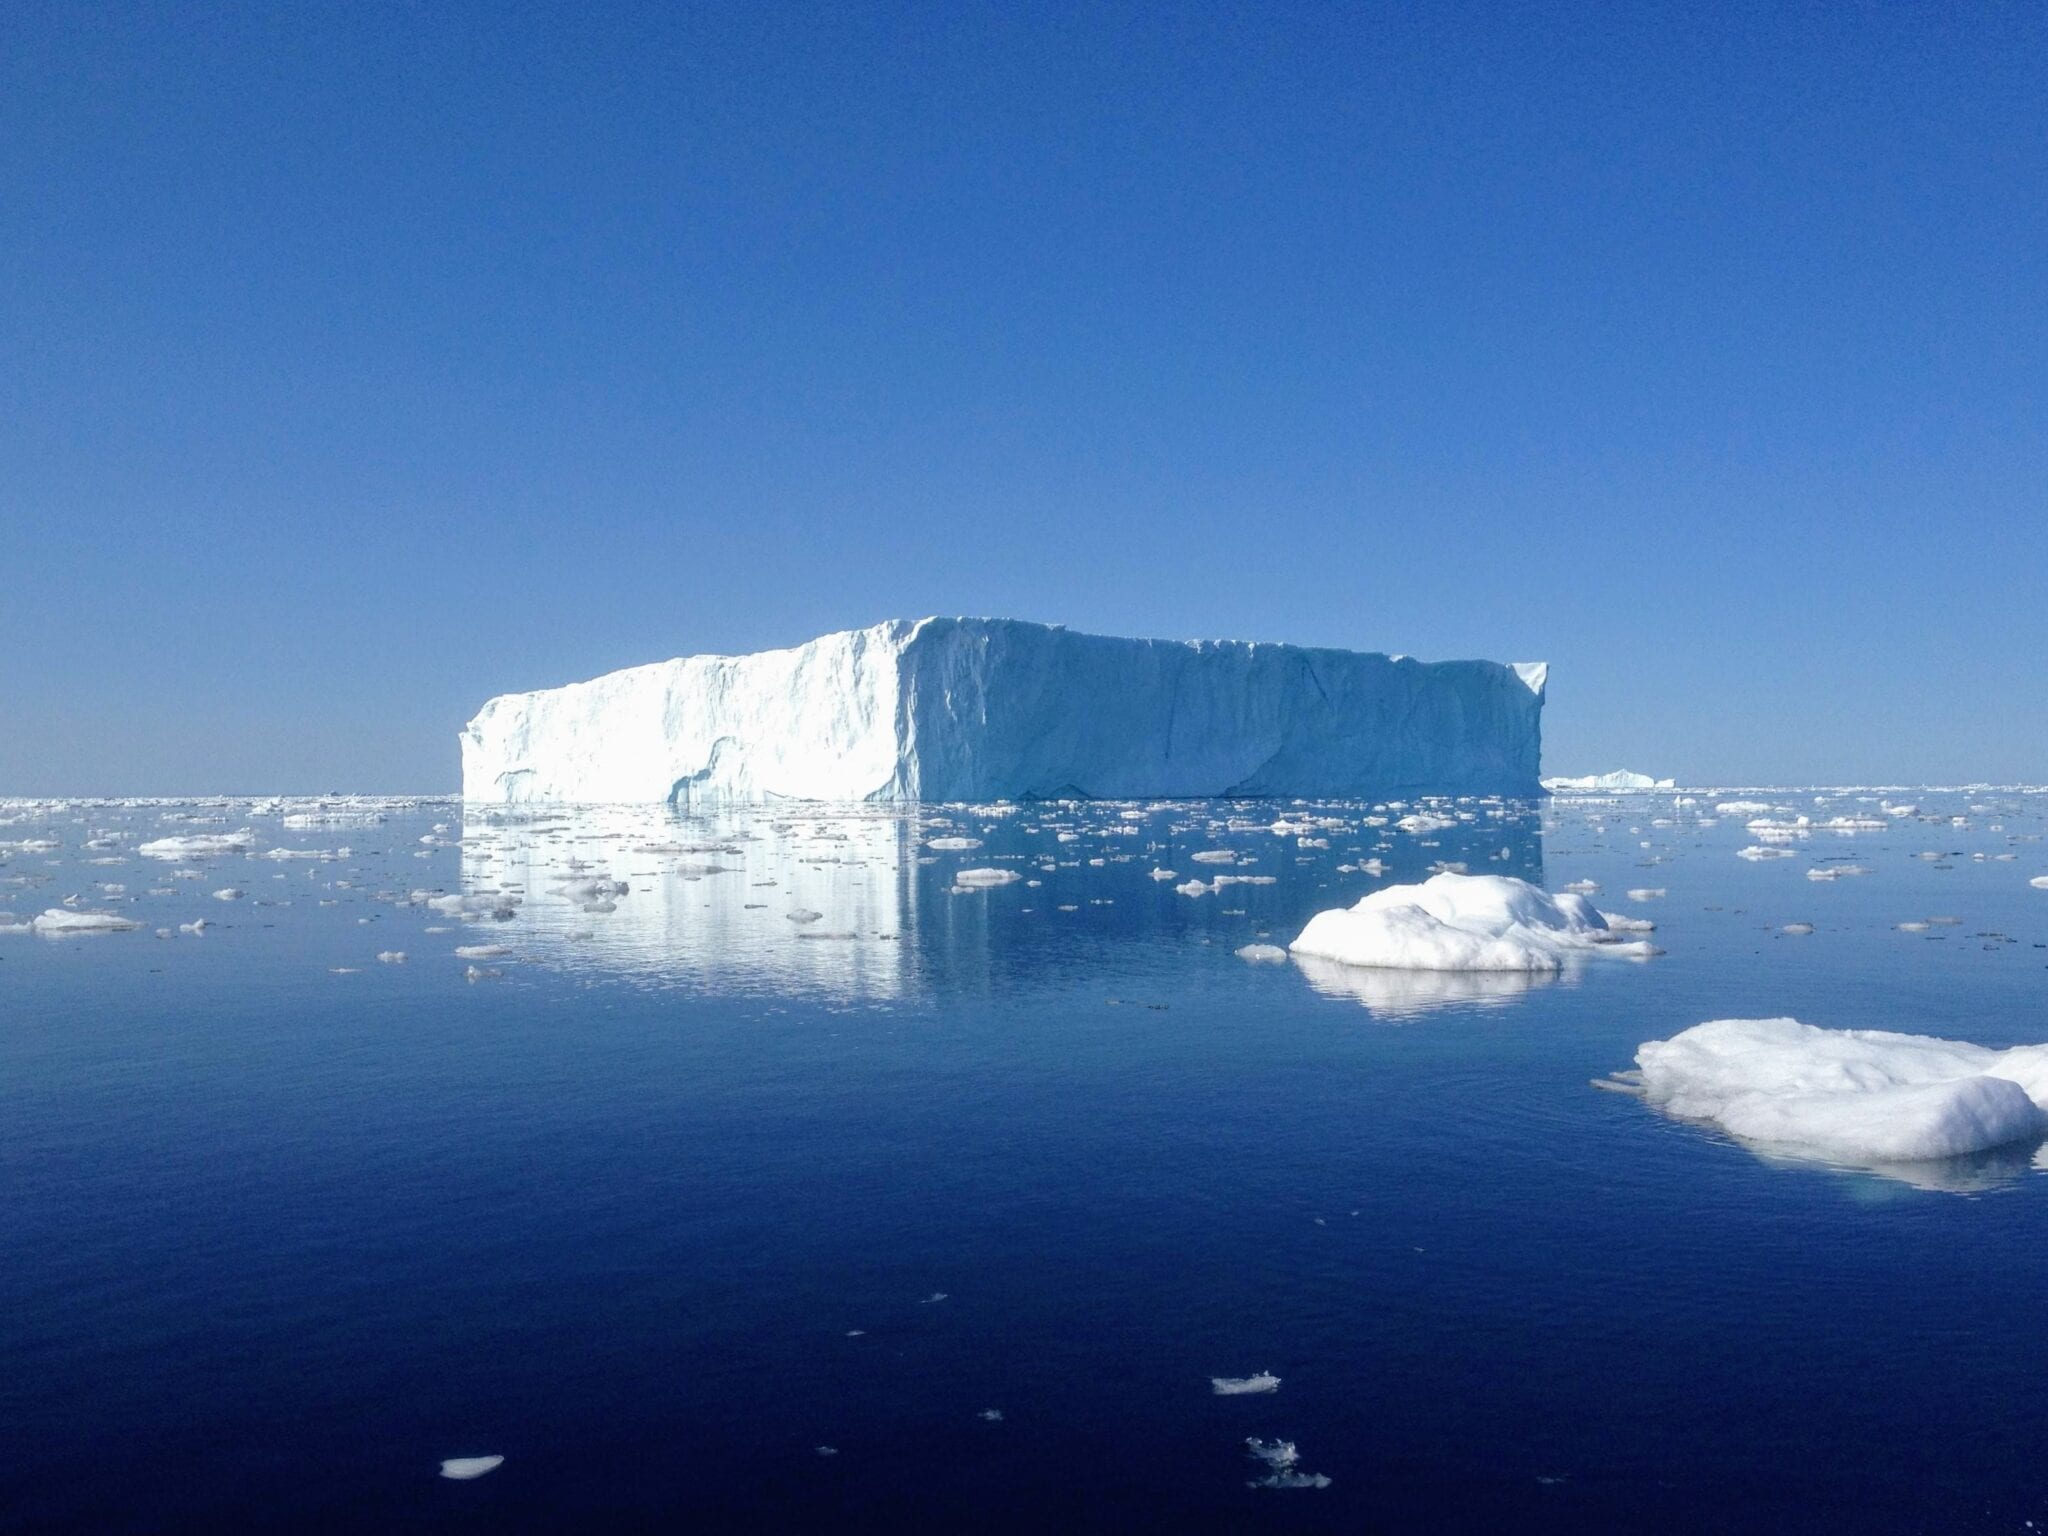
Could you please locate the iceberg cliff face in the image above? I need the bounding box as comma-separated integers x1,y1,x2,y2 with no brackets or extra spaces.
460,618,1546,804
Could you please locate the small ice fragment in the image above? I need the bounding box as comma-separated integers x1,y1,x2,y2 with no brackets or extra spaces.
1235,944,1289,964
377,950,407,964
1212,1372,1281,1395
1779,923,1814,936
786,909,823,923
439,1455,503,1480
815,1446,838,1457
918,1291,948,1304
454,944,510,959
212,888,244,901
978,1408,1004,1421
953,868,1021,886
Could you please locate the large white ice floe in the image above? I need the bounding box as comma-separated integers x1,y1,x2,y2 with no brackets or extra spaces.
138,830,256,859
27,907,142,934
461,618,1546,803
1288,872,1656,973
1619,1017,2048,1165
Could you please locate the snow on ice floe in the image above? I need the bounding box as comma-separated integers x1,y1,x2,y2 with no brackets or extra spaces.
1289,873,1656,973
438,1456,503,1480
1610,1017,2048,1167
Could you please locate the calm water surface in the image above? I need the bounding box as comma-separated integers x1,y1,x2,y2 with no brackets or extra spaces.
5,789,2048,1532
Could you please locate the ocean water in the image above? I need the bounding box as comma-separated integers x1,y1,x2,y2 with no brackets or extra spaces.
5,790,2048,1533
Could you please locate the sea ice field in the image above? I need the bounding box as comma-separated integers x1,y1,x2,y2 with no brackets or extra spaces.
7,786,2048,1532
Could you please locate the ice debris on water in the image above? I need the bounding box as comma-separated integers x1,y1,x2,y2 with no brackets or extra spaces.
1245,1438,1330,1489
439,1455,503,1480
1212,1372,1281,1395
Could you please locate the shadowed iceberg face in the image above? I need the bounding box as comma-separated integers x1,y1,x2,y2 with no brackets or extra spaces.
455,798,1550,1005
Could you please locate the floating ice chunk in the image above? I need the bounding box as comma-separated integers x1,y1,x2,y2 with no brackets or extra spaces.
1599,912,1656,933
978,1408,1004,1422
138,830,256,859
1625,887,1665,901
1246,1438,1330,1489
1779,923,1814,935
212,888,244,902
2032,876,2048,890
1190,850,1238,864
454,944,511,959
1290,873,1655,973
439,1456,503,1480
953,868,1021,886
1737,845,1795,861
786,908,824,923
1235,944,1289,964
925,836,981,850
1629,1017,2048,1164
1212,1372,1281,1394
30,907,141,934
1396,812,1454,834
1562,879,1600,895
1149,867,1178,881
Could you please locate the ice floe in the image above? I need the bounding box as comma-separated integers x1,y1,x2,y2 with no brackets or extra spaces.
438,1456,504,1480
1289,873,1655,973
1212,1371,1281,1394
1617,1017,2048,1164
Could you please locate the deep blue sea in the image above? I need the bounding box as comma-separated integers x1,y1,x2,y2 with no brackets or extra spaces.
6,790,2048,1533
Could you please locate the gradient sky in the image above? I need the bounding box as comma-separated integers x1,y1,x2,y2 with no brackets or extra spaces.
4,1,2043,794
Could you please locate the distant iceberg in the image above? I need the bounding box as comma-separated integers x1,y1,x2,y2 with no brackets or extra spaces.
461,618,1546,804
1541,769,1675,791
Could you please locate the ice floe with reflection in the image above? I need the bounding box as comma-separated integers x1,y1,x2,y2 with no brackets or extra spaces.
1609,1017,2048,1176
1290,872,1655,973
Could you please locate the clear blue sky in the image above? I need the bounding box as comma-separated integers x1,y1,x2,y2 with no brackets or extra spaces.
3,1,2042,793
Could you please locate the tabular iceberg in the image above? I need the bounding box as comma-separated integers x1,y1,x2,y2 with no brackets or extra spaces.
460,618,1546,805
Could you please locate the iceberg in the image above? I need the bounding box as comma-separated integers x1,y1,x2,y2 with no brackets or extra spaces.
461,619,1546,804
1541,769,1676,791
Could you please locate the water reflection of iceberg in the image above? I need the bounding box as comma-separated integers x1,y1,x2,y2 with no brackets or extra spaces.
459,804,919,999
1290,952,1558,1018
1749,1135,2044,1196
455,797,1548,1006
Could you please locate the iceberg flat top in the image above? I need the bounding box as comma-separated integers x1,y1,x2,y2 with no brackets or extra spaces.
461,617,1547,804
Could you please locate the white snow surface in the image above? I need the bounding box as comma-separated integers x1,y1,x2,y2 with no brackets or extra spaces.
461,618,1546,804
1289,872,1654,972
1633,1018,2048,1163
